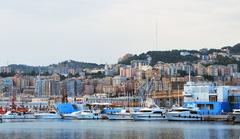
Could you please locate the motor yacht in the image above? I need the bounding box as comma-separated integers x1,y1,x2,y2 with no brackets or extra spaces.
34,112,62,119
75,110,100,120
131,107,166,121
166,107,203,121
106,109,133,120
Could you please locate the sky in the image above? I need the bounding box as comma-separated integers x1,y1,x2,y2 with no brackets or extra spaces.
0,0,239,66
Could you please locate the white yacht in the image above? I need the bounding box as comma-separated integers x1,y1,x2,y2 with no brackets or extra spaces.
75,110,100,120
2,111,36,119
34,112,62,119
166,107,203,121
131,108,166,121
62,110,100,120
107,109,133,120
62,111,80,120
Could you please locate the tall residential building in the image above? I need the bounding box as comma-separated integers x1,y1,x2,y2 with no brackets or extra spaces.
34,78,44,97
66,79,76,97
34,78,60,97
66,79,83,97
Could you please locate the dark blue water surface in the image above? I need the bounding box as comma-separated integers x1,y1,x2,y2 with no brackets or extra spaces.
0,120,240,139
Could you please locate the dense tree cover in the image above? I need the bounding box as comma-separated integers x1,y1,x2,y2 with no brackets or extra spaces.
50,60,103,69
213,55,238,66
86,71,105,79
119,50,199,66
8,64,48,73
117,55,145,65
0,71,51,77
118,43,240,66
5,60,103,76
208,49,223,54
147,51,199,65
228,43,240,54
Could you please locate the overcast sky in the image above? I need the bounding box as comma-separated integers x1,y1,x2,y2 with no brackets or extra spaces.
0,0,239,66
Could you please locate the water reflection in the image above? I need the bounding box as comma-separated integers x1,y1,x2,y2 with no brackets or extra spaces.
0,121,239,139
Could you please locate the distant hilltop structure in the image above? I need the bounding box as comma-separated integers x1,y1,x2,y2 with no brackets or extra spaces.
118,53,134,63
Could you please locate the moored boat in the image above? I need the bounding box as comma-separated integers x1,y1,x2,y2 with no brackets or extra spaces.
61,111,80,120
106,109,133,120
166,107,203,121
75,110,100,120
34,112,62,119
131,107,166,121
2,111,36,119
62,110,100,120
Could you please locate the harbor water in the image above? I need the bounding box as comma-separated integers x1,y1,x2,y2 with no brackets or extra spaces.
0,120,240,139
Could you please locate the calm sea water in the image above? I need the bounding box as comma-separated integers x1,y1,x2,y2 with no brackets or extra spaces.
0,120,240,139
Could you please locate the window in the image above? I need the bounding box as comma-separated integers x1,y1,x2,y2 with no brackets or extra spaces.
197,104,205,110
209,96,217,102
153,111,163,114
190,111,198,114
228,96,240,103
206,104,214,110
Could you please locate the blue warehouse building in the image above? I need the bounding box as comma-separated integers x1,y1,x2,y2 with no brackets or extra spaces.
183,81,240,115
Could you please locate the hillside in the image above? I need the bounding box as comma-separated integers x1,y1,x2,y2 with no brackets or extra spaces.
118,43,240,66
6,60,103,75
49,60,103,69
228,43,240,54
118,50,200,66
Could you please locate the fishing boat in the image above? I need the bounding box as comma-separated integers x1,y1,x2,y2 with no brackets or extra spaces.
131,107,166,121
1,94,36,120
166,107,203,121
106,109,133,120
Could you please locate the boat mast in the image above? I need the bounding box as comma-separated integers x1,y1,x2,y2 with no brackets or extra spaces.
11,88,16,112
177,85,180,106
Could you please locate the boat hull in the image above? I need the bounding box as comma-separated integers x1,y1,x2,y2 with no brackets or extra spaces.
34,113,62,119
107,114,133,120
131,113,166,121
62,114,77,120
76,114,100,120
2,114,36,119
166,113,202,121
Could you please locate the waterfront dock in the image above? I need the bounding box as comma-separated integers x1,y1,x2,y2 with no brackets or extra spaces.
202,115,230,121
